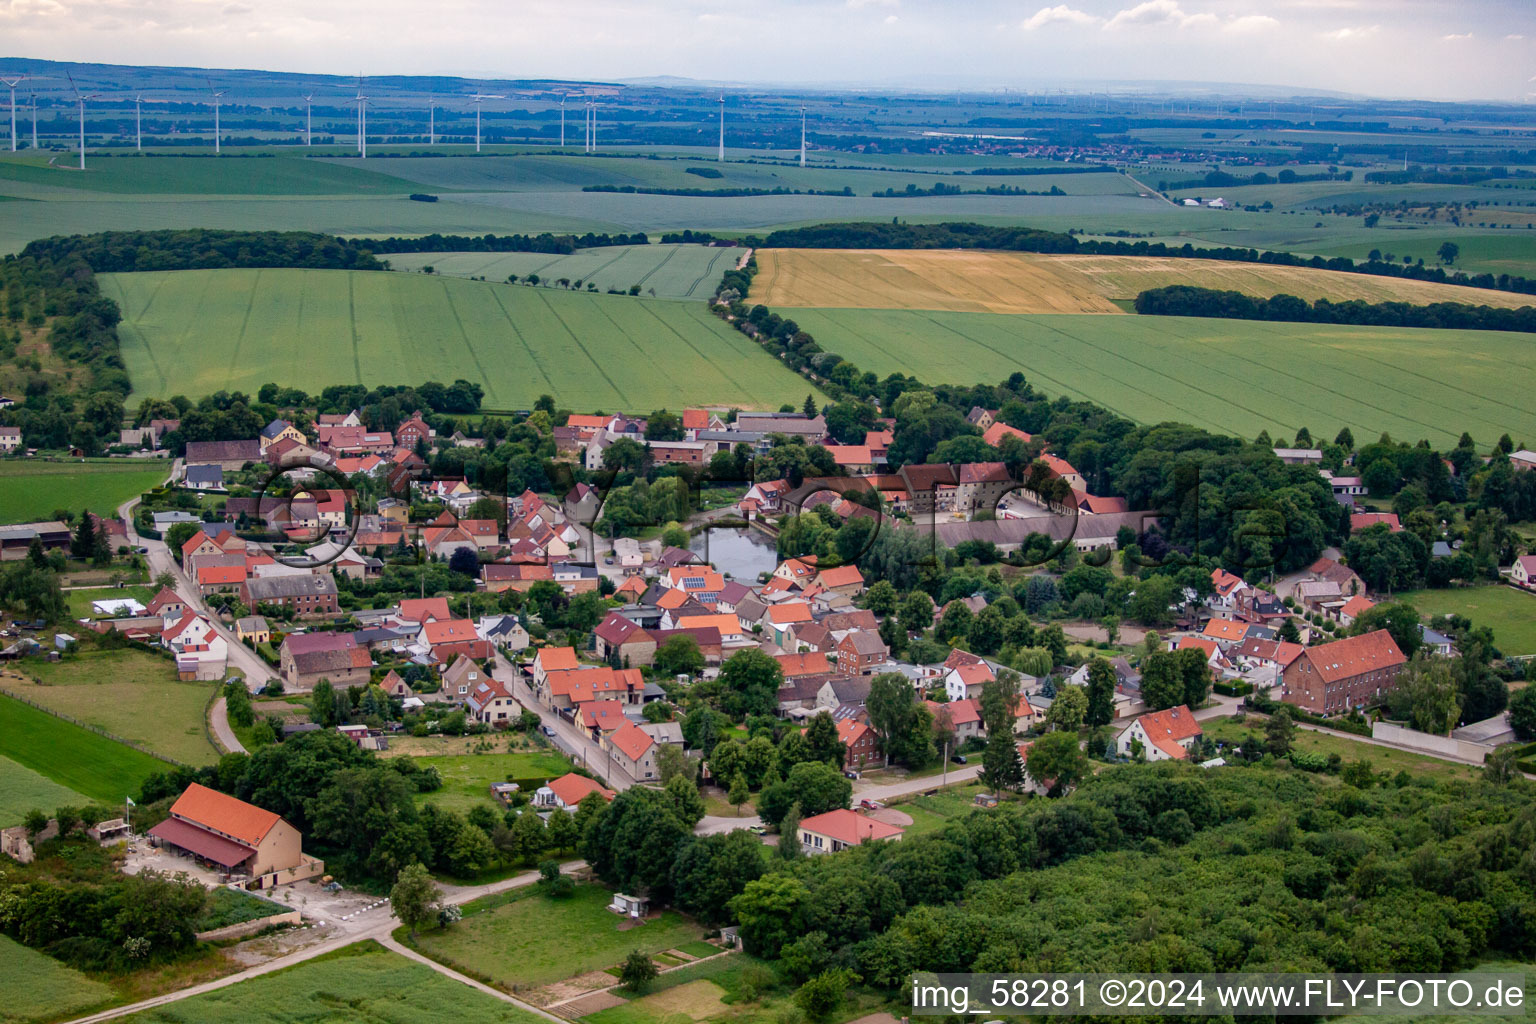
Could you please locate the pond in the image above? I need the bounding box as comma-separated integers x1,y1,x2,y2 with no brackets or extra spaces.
689,527,779,581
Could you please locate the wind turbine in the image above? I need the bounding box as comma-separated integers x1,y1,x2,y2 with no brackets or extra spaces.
352,77,370,158
207,80,226,154
2,75,37,152
66,73,99,171
302,93,313,146
133,93,143,151
800,105,806,168
427,92,435,146
470,92,503,152
717,94,725,162
28,89,38,150
560,95,565,148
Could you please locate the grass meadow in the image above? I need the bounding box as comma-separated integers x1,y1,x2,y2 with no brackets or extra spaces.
64,585,161,620
780,306,1536,448
0,151,421,196
1200,717,1480,780
100,268,820,410
0,934,115,1024
0,692,174,802
2,650,221,765
120,940,550,1024
0,754,91,828
752,249,1536,313
408,884,704,990
384,244,739,301
407,750,575,815
0,460,169,525
1398,586,1536,657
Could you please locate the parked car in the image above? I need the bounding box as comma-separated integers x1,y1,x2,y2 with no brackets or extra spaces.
541,725,556,737
843,770,860,780
859,799,884,811
951,754,968,765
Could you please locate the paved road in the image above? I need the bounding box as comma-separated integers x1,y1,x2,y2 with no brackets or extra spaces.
209,696,247,754
492,651,638,790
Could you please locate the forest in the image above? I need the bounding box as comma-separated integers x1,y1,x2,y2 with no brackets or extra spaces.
1134,285,1536,333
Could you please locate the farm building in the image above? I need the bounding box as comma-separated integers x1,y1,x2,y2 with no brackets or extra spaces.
148,783,322,889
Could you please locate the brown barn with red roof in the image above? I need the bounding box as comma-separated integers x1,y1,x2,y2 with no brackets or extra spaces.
148,783,319,887
1280,629,1406,714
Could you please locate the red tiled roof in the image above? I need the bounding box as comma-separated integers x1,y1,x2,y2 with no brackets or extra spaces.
580,700,629,731
982,422,1031,446
800,808,903,844
538,647,581,672
1135,705,1202,759
546,772,614,807
420,619,478,644
776,651,831,677
815,565,864,589
608,720,654,761
767,603,814,626
1351,512,1402,533
398,597,451,623
1201,619,1250,643
168,783,280,846
149,816,254,867
1298,629,1406,684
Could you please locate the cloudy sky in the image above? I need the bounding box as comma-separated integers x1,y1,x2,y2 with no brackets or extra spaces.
2,0,1533,102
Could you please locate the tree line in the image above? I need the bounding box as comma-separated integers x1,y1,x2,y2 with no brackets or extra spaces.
1156,168,1353,191
582,185,854,198
1134,285,1536,334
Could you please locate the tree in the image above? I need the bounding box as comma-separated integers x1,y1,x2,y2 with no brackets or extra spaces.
620,949,660,993
979,669,1026,793
1510,685,1536,741
1140,651,1183,711
727,773,750,816
1046,684,1087,732
71,514,98,561
1175,645,1213,708
777,801,804,860
756,760,851,826
664,775,707,827
309,678,338,727
581,788,692,900
865,672,933,767
802,393,818,418
546,809,578,852
1025,730,1087,795
1350,602,1421,658
390,862,442,939
1437,241,1460,265
864,580,897,616
1399,656,1461,735
718,648,783,718
1484,746,1520,785
670,829,766,925
1277,617,1302,644
655,742,691,785
1084,658,1117,729
447,546,479,577
898,590,934,636
796,969,856,1023
1265,706,1296,755
803,712,845,767
654,634,705,678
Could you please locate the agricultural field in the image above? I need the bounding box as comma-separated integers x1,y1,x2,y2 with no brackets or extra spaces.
121,940,549,1024
0,651,222,765
0,151,424,196
0,689,183,803
408,884,704,992
780,307,1536,448
406,750,575,815
0,934,114,1024
384,244,739,301
0,460,169,525
751,249,1536,314
99,268,821,411
1398,586,1536,657
0,754,91,828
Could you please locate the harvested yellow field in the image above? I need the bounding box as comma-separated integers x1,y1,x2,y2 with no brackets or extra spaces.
752,249,1536,314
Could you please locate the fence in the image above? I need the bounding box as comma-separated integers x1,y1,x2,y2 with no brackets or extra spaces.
0,690,185,766
1371,721,1494,764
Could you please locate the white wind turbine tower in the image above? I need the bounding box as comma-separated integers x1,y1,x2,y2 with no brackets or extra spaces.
302,93,314,146
560,95,565,148
427,92,435,146
29,89,39,150
207,79,226,154
470,92,504,153
717,94,725,162
799,105,806,167
2,75,38,152
353,78,370,158
66,73,99,171
134,93,143,151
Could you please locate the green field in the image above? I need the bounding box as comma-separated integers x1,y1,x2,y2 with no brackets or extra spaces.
121,940,548,1024
1398,586,1536,657
1202,716,1479,780
0,934,114,1024
65,585,160,620
384,245,740,301
409,884,704,990
0,152,422,196
413,750,575,814
0,460,168,525
100,268,821,410
780,307,1536,448
0,692,173,803
0,754,91,827
3,650,221,765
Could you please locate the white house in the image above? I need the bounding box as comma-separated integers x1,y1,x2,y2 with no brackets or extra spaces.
160,612,229,680
1116,705,1202,762
944,661,994,702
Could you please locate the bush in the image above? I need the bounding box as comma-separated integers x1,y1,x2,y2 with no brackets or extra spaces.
1289,750,1328,772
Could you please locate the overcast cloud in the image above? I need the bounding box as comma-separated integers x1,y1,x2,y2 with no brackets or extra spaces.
1,0,1532,101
